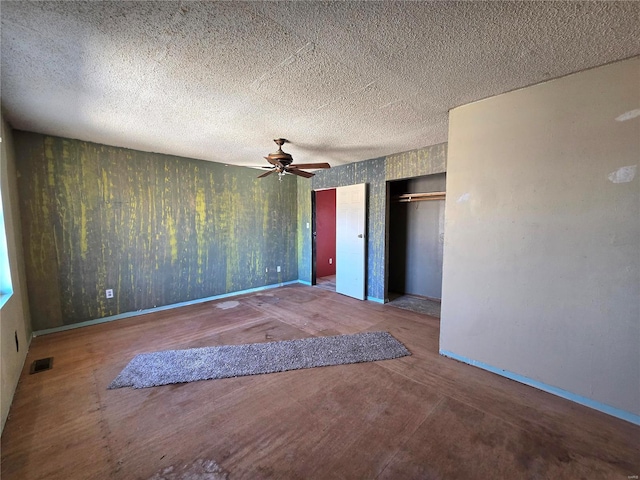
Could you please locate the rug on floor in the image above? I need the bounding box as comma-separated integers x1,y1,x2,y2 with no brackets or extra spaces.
108,331,410,389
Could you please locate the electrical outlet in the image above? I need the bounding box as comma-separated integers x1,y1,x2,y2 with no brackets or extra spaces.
277,266,281,272
105,289,114,299
329,258,332,264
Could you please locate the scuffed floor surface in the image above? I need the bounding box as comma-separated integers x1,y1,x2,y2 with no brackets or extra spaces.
149,458,229,480
2,284,638,479
387,293,441,318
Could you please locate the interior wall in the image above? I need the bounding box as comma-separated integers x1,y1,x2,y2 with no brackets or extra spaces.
315,189,336,278
298,143,447,300
15,132,298,331
297,177,312,282
0,116,32,433
441,57,639,420
389,174,446,299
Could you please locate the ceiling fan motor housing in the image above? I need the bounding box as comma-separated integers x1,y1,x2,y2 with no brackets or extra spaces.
268,139,293,166
268,151,293,166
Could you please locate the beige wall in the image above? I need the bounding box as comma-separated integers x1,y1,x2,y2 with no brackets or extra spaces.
441,57,639,420
1,115,32,433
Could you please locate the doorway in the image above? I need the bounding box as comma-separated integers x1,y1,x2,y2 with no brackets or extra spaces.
311,184,367,300
313,188,336,292
387,173,446,317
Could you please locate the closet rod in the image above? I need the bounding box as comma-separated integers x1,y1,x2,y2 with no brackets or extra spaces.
394,191,446,203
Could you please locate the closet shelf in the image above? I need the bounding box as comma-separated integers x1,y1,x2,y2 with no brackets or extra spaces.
393,191,446,203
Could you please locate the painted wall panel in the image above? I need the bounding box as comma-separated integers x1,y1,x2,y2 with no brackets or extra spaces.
296,177,312,283
441,57,640,417
15,133,298,330
386,143,447,181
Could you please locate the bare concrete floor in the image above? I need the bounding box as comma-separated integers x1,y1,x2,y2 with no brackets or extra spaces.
2,284,638,479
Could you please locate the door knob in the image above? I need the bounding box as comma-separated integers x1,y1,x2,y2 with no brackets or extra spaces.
358,234,363,238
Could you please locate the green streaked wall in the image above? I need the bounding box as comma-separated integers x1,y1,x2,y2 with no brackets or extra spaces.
15,132,298,331
298,143,447,300
296,177,312,282
386,143,447,181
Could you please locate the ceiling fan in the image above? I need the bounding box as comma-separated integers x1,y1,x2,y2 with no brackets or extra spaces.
257,138,330,180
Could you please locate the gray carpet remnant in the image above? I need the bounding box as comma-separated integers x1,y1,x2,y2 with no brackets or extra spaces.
108,331,410,389
388,295,441,318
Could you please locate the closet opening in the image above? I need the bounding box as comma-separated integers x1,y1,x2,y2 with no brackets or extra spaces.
386,173,446,317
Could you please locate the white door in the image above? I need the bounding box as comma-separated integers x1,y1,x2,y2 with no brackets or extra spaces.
336,183,366,300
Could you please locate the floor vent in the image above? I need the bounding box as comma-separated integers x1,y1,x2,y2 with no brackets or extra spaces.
30,357,54,374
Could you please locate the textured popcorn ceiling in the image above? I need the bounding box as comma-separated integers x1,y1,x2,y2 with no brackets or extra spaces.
1,1,638,167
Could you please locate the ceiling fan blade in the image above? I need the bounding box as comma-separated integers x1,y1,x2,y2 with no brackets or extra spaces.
286,168,314,178
257,169,275,178
289,163,331,169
